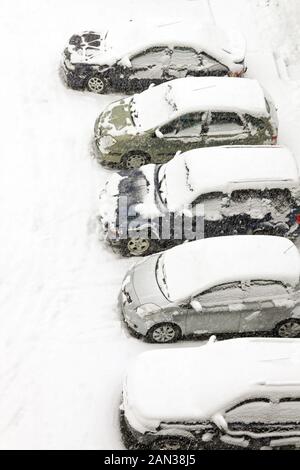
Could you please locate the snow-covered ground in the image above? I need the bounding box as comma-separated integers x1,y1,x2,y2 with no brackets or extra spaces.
0,0,300,450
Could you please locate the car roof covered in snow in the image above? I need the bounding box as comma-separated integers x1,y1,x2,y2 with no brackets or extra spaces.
124,338,300,431
133,77,270,131
68,23,246,71
163,145,300,211
161,235,300,302
171,77,268,116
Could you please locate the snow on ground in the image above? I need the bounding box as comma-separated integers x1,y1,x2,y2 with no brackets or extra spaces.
0,0,300,450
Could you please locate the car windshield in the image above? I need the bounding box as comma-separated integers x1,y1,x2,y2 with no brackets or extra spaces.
155,254,171,300
157,156,195,211
131,83,178,131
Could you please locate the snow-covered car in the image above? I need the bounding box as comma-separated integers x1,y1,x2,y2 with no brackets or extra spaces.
119,235,300,343
99,146,300,257
61,24,246,94
120,337,300,450
94,77,278,169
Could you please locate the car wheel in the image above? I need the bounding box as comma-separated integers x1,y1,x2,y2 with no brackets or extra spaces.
275,319,300,338
87,75,107,94
147,323,182,344
253,228,273,236
151,437,189,450
126,237,151,256
122,152,149,169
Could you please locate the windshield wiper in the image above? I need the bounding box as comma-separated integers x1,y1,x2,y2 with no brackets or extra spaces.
129,98,139,126
165,84,178,112
155,254,170,300
157,166,168,205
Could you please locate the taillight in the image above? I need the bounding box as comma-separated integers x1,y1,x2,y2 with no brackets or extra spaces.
228,71,242,78
295,214,300,224
272,135,278,145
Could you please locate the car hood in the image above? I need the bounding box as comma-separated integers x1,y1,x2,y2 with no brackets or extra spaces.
66,31,117,66
99,165,160,226
95,98,138,138
131,255,169,307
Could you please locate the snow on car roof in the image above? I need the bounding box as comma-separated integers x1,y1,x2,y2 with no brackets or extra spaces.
172,77,268,116
164,146,299,211
162,236,300,302
133,77,269,131
69,22,245,70
124,338,300,431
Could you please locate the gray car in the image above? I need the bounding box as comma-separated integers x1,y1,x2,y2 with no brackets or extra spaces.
120,235,300,343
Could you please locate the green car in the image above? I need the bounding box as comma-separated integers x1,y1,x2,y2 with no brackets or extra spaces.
94,77,278,169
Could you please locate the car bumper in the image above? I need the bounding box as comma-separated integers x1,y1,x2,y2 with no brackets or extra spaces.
60,62,86,90
120,409,150,449
93,138,123,166
118,290,148,336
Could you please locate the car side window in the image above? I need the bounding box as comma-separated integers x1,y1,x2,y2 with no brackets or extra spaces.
130,47,170,68
230,189,262,203
247,280,289,301
264,188,293,206
229,188,293,219
192,191,224,207
160,119,181,136
176,113,204,137
170,47,200,69
225,399,272,424
160,114,204,137
275,398,300,423
196,282,244,304
191,192,225,218
244,114,266,131
199,52,227,72
208,112,245,134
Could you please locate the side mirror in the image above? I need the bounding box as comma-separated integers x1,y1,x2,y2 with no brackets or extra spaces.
190,299,203,313
119,56,132,68
155,128,164,139
212,413,228,433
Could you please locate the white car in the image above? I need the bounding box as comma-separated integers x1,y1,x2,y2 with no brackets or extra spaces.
62,23,246,93
121,337,300,450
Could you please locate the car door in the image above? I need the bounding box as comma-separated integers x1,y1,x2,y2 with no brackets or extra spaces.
223,399,274,448
239,281,293,333
196,52,228,76
268,398,300,448
153,112,206,163
203,112,251,147
124,46,171,90
185,282,245,335
190,192,226,239
167,47,202,79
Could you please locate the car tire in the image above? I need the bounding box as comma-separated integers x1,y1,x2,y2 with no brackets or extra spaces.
151,437,191,450
122,152,150,170
274,319,300,338
86,74,107,94
253,228,274,236
125,237,153,257
147,323,182,344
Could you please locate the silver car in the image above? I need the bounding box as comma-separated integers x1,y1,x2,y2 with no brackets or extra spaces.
120,235,300,343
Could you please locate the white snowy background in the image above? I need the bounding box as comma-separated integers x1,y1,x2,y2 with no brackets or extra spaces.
0,0,300,449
